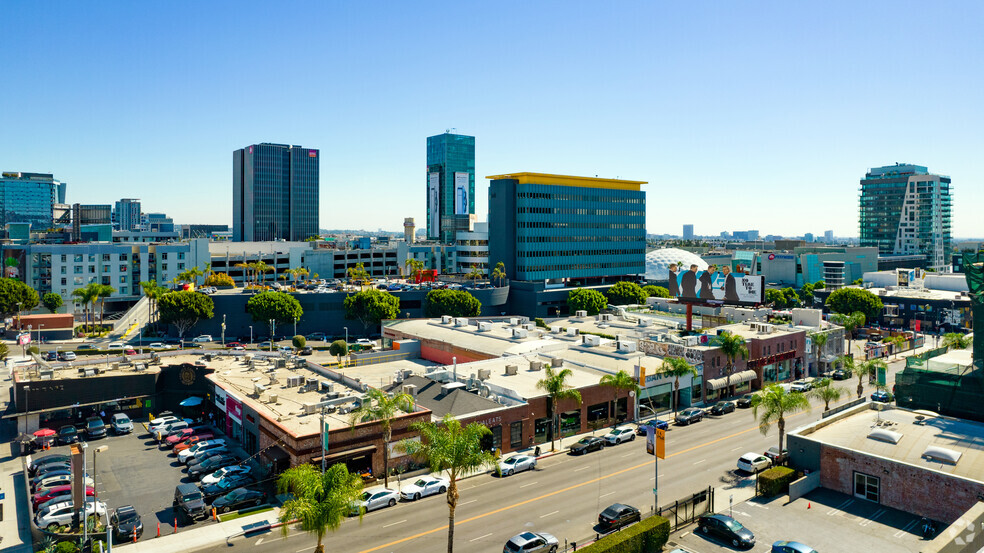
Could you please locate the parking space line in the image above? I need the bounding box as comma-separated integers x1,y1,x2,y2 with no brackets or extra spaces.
382,519,407,528
693,459,706,465
860,508,886,526
539,510,559,518
255,538,264,545
470,533,493,542
620,452,633,458
827,498,854,516
751,502,768,509
600,491,615,498
895,519,919,538
459,499,476,506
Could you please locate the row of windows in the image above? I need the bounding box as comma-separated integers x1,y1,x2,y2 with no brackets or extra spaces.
518,261,642,273
516,207,645,217
518,222,645,230
517,249,645,258
518,235,641,244
516,192,644,204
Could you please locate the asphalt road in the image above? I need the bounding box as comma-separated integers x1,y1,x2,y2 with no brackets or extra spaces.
195,393,861,553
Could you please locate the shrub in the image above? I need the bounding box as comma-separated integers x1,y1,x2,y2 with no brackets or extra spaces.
55,541,77,553
575,515,670,553
758,466,798,497
643,285,670,298
203,272,235,287
292,335,306,349
27,345,40,355
534,318,549,329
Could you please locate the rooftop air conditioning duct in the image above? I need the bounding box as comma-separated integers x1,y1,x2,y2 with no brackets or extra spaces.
454,317,469,327
505,365,518,376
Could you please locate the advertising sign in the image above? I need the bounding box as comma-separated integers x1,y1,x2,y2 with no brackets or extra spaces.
454,172,469,215
428,172,440,238
16,333,30,345
226,394,242,423
667,264,764,305
897,269,915,287
645,426,666,459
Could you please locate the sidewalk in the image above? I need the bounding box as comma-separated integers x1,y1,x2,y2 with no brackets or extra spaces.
113,508,281,553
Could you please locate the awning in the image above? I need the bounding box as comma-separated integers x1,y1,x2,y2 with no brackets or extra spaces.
311,445,376,465
179,396,204,407
706,370,757,391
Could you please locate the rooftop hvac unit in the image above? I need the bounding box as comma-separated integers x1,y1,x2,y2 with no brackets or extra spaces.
682,336,699,347
509,317,520,326
521,323,535,331
306,377,318,386
529,361,543,371
551,358,564,368
477,322,492,332
600,314,613,322
582,335,601,346
402,384,417,396
268,393,278,404
286,375,304,387
441,315,453,324
253,383,267,396
575,310,587,318
638,319,650,327
512,328,528,338
320,381,334,393
134,363,146,371
477,368,492,380
505,365,519,376
566,328,579,337
454,317,469,327
617,340,637,353
878,290,887,296
276,358,287,368
551,327,562,334
303,403,319,415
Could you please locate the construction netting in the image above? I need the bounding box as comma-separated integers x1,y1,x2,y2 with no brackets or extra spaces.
964,252,984,366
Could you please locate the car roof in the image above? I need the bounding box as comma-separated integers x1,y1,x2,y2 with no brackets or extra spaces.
740,452,763,460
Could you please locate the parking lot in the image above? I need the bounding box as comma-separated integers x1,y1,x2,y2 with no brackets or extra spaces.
668,487,931,553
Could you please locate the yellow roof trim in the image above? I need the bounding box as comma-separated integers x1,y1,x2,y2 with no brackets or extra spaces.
485,172,645,191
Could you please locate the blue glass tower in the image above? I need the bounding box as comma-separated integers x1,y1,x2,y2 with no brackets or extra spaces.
426,133,475,243
0,171,64,229
233,143,320,242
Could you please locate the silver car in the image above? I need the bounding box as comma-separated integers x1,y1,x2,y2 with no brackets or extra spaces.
497,454,537,476
111,413,133,434
503,531,559,553
350,487,400,514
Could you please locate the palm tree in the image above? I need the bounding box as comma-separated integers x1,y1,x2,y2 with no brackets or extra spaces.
809,377,844,411
841,356,885,399
659,357,697,415
203,263,213,283
884,335,906,360
96,284,116,328
832,311,865,359
466,267,482,281
349,388,414,488
234,262,251,284
717,332,749,390
491,262,506,287
810,331,829,377
71,283,99,333
255,261,272,284
535,366,582,452
401,414,496,553
598,370,640,426
751,383,811,453
942,332,970,350
404,258,424,281
277,463,364,553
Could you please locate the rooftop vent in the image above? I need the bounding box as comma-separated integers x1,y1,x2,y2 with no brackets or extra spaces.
529,361,543,371
923,445,961,465
402,384,417,397
512,328,528,338
551,358,564,368
454,317,470,327
617,340,637,353
582,335,601,346
509,317,521,326
477,368,492,380
600,314,613,322
566,328,579,337
505,365,518,376
441,381,466,393
867,429,902,444
575,310,587,318
478,322,492,332
441,315,453,324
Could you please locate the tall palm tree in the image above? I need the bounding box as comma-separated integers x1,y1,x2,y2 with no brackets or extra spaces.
659,357,697,415
810,331,829,377
96,284,116,328
535,366,582,452
71,283,99,333
277,463,364,553
598,370,640,426
404,258,424,281
832,311,865,359
186,266,204,286
491,262,506,287
884,335,906,360
349,388,414,488
808,377,844,411
843,356,885,399
751,384,811,453
234,262,251,284
255,261,272,284
717,332,749,390
401,414,496,553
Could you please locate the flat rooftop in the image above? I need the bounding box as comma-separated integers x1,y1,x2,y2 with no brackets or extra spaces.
798,405,984,484
715,321,805,341
13,356,162,383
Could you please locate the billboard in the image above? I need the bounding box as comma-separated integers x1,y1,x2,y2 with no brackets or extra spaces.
454,172,469,215
428,172,440,239
667,264,764,305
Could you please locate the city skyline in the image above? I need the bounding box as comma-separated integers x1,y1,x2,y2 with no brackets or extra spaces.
2,2,983,238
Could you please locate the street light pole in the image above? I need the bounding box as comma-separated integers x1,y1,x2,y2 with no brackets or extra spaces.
24,385,29,434
221,314,226,348
320,407,327,474
344,327,348,346
249,326,253,346
37,324,43,346
639,403,659,514
268,319,275,351
293,317,297,338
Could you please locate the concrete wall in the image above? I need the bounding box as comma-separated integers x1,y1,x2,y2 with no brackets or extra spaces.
788,471,821,502
922,501,984,553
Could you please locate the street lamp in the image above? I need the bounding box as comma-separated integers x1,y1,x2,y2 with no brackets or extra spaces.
23,385,29,434
638,402,659,513
268,319,275,351
344,327,348,345
221,314,226,348
249,326,253,346
293,316,297,338
37,324,44,346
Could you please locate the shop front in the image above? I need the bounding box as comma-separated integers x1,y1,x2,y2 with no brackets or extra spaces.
225,393,243,443
749,350,798,386
634,364,693,416
704,370,756,401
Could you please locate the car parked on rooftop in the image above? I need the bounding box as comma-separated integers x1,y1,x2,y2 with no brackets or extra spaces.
771,541,818,553
697,513,755,549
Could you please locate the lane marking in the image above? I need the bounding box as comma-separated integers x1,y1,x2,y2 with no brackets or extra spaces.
895,519,919,538
470,533,493,542
539,510,559,518
574,466,591,472
730,446,743,452
519,481,538,488
600,491,616,498
459,499,476,506
693,459,706,465
382,519,407,528
255,538,264,545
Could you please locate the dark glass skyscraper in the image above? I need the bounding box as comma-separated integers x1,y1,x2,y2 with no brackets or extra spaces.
0,171,64,229
426,132,475,243
233,143,320,242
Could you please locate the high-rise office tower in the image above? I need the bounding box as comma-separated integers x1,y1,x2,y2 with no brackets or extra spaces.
804,232,814,243
426,132,475,243
682,224,694,240
860,163,952,271
233,143,319,242
114,198,141,231
824,230,834,243
0,171,65,228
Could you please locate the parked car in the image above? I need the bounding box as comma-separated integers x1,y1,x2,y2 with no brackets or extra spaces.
308,332,326,341
107,341,124,349
173,434,214,454
790,380,812,393
58,351,76,361
28,454,71,477
148,415,182,434
167,429,212,448
226,342,243,348
200,464,251,486
35,486,95,512
212,487,265,513
31,462,71,479
257,341,273,349
173,483,209,523
191,335,213,343
737,452,771,473
831,369,848,380
33,485,94,509
503,531,559,553
597,503,641,532
57,425,79,445
871,390,895,403
675,407,704,425
148,342,173,350
771,541,818,553
299,346,313,355
603,427,636,446
635,419,669,435
349,487,399,515
32,469,74,488
355,338,374,347
400,475,449,501
35,499,105,530
200,473,256,502
86,416,107,439
111,505,144,541
110,413,134,435
76,344,98,351
44,351,58,361
187,453,240,480
697,513,755,549
569,436,605,455
34,475,93,495
497,454,537,476
709,401,736,416
764,446,788,465
156,421,191,441
180,440,228,463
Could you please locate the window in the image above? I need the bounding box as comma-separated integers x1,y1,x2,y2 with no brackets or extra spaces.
61,255,67,262
60,278,66,285
510,421,523,449
74,266,82,274
853,472,879,502
60,266,66,274
120,287,127,295
119,276,126,283
74,254,83,263
102,254,111,262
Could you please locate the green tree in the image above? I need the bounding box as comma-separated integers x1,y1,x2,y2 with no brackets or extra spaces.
404,258,424,280
139,281,165,329
292,335,306,349
466,267,483,281
751,383,811,453
813,280,825,289
343,289,400,332
254,261,272,284
424,289,481,318
277,463,364,553
567,288,607,316
605,281,647,305
717,332,750,387
157,290,215,339
71,283,100,332
0,342,8,361
96,284,116,327
349,388,414,488
942,332,970,350
841,356,885,399
246,291,304,335
781,287,801,308
810,331,829,376
535,366,583,451
598,370,640,426
0,277,39,319
328,339,348,363
659,357,697,415
825,287,884,321
809,377,843,411
491,261,506,287
642,285,670,299
347,263,370,287
42,292,63,313
831,311,866,358
799,282,815,306
764,288,787,308
203,272,235,287
401,414,496,553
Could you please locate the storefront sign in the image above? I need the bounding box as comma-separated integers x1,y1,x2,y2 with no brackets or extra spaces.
747,350,796,369
389,437,419,459
638,340,703,365
226,394,242,423
214,387,227,412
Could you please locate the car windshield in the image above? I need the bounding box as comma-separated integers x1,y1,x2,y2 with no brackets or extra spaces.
360,492,371,501
412,479,427,487
503,458,517,465
724,518,745,531
59,427,75,435
601,507,619,517
228,489,244,500
182,492,202,503
578,438,591,444
117,510,138,522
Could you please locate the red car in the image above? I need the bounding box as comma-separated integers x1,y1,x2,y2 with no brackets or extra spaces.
34,485,94,508
165,428,196,447
226,342,243,348
173,433,214,454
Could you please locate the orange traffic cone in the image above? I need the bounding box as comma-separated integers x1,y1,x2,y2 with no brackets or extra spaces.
807,502,811,509
157,522,160,537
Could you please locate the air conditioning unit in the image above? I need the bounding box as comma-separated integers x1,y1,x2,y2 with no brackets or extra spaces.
582,335,601,346
683,336,699,347
478,322,492,332
441,315,453,324
600,314,613,322
303,403,319,415
566,328,579,337
286,375,304,387
253,383,267,396
268,393,278,404
551,327,561,334
638,319,650,327
320,381,334,393
522,323,535,331
512,328,528,338
509,317,521,326
402,384,417,396
575,310,587,318
552,358,564,368
454,317,469,327
505,365,519,375
477,368,492,380
617,340,637,353
529,361,543,371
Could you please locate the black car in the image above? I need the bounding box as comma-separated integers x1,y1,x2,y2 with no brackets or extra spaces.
200,473,255,502
697,513,756,549
831,369,847,380
569,436,604,455
86,416,107,439
675,408,704,425
58,425,80,445
111,505,143,541
736,394,754,408
299,346,313,356
709,401,736,416
211,487,265,513
32,462,72,479
29,454,71,477
598,503,641,532
185,448,231,471
187,454,240,480
43,351,58,361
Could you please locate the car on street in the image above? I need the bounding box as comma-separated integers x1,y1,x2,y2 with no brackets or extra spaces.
212,487,266,513
57,425,79,445
349,487,400,515
697,513,756,549
737,452,771,473
277,345,292,353
675,407,704,425
257,341,273,349
736,394,755,408
76,344,98,351
308,332,326,341
764,446,788,465
58,351,76,361
86,416,107,439
709,401,736,416
497,454,537,476
603,427,636,446
35,499,106,530
503,531,559,553
400,475,449,500
107,341,124,349
191,335,213,343
569,436,605,455
148,342,173,350
200,464,251,486
635,419,669,435
110,413,133,434
871,390,895,403
200,473,256,501
771,541,818,553
28,454,71,477
597,503,641,532
111,505,144,541
831,369,848,380
790,380,812,393
226,342,243,348
44,351,58,361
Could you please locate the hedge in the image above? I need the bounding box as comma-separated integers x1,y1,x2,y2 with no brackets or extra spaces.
758,466,798,497
575,515,670,553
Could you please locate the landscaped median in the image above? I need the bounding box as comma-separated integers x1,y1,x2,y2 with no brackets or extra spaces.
576,515,670,553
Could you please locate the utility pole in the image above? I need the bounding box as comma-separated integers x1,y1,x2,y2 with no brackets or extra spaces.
320,407,328,473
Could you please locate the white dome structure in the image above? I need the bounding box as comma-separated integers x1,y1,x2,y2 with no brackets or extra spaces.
645,248,708,281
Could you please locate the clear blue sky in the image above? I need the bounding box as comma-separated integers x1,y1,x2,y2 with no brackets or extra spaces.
3,1,983,238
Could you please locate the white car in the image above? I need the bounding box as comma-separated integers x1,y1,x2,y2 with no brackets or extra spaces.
192,335,213,343
603,427,636,446
36,499,106,530
148,342,173,350
200,464,251,486
355,338,374,347
400,475,449,501
737,452,771,473
107,341,124,349
497,454,537,476
148,416,181,433
790,380,812,393
178,439,227,463
350,487,400,514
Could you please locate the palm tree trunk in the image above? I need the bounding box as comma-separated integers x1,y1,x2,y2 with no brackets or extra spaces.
382,426,391,488
316,536,325,553
778,417,786,452
550,399,557,452
447,482,459,553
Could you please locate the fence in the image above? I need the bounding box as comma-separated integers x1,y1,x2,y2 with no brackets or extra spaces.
657,486,714,532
